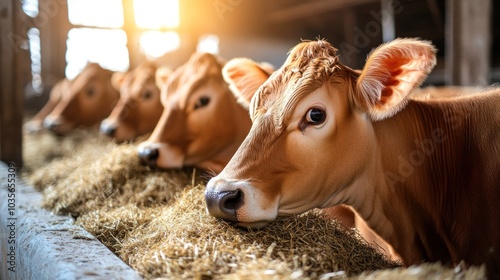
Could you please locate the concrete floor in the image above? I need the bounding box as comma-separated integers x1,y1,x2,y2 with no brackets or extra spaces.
0,162,141,280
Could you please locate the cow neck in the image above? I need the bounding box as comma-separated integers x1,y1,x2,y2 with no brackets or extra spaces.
356,99,458,265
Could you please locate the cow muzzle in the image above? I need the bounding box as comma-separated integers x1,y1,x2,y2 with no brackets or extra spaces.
137,144,159,167
205,178,279,229
100,119,117,137
43,115,70,135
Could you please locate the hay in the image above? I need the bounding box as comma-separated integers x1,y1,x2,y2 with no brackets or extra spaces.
76,204,161,253
23,130,486,279
23,129,111,189
78,185,399,279
22,128,192,217
41,143,193,217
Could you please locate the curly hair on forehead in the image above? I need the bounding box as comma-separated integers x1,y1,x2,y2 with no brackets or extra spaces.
250,40,341,129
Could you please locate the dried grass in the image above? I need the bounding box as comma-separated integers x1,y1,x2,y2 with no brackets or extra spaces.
80,185,399,279
23,129,111,189
22,130,486,279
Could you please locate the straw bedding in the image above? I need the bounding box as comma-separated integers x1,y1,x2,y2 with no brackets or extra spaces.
22,129,485,279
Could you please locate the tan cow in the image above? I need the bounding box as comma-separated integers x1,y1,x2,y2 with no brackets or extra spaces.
137,53,266,173
24,78,70,133
100,62,171,141
205,39,500,268
43,63,120,135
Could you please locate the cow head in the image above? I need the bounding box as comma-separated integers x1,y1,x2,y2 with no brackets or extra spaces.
43,63,120,135
100,62,170,141
205,38,436,228
24,78,70,133
137,53,265,173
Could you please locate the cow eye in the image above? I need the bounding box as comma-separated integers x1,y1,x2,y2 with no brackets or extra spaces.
306,108,326,125
142,90,153,100
194,96,210,110
86,87,95,97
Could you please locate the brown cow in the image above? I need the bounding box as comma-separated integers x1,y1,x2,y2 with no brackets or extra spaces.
137,53,269,172
100,62,171,141
221,57,401,262
24,78,70,133
43,63,120,135
205,39,500,268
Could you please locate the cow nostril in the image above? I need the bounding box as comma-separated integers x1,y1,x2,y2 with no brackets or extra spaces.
221,189,243,213
205,189,243,221
138,146,159,166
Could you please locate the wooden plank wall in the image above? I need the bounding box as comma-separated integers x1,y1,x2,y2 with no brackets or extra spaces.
445,0,492,86
0,0,30,167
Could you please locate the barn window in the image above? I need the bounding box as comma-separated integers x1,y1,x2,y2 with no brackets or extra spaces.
133,0,179,29
27,28,43,93
22,0,39,17
23,0,43,93
139,31,180,59
65,0,180,78
65,28,129,79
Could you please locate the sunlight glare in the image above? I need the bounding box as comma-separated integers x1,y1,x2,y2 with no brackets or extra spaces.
197,34,220,54
140,31,180,59
68,0,124,28
27,28,43,93
22,0,39,18
66,28,129,79
134,0,179,29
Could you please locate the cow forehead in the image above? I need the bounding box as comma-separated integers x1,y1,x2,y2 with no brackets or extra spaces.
251,40,340,127
163,52,225,106
122,66,157,98
68,64,109,96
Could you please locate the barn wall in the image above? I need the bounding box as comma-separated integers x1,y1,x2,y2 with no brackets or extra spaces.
0,0,30,167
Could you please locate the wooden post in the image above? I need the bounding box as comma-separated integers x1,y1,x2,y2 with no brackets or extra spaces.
380,0,395,42
445,0,492,86
38,0,69,86
0,0,30,167
122,0,142,69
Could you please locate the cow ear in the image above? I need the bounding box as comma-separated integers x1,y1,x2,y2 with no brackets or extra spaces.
223,58,273,109
111,72,126,91
355,38,437,120
155,66,173,89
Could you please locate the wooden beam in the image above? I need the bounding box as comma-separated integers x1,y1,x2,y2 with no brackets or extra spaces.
0,0,29,167
445,0,492,86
